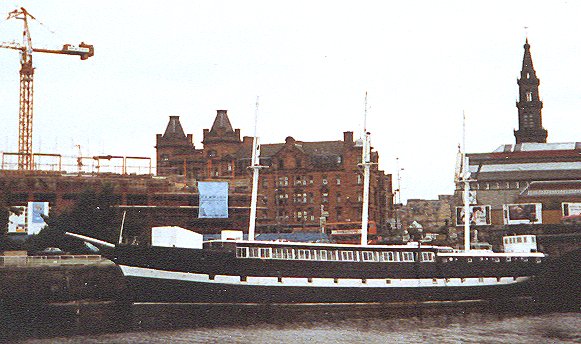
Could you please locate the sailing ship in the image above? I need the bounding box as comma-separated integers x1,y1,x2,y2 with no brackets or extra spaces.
67,104,546,304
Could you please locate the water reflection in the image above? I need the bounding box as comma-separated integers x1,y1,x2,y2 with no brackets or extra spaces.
2,300,580,343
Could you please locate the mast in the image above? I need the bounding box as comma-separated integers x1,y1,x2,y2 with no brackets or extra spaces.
462,155,471,252
248,96,261,241
460,111,471,251
360,92,371,246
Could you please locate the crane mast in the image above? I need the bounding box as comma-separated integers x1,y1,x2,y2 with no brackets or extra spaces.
2,7,94,170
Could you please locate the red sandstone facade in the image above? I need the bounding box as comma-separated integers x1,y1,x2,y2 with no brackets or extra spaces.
155,111,394,232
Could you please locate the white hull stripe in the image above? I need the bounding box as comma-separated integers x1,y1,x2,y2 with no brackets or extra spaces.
119,265,530,288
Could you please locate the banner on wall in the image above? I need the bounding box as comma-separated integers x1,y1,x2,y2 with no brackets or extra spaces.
562,202,581,217
198,182,228,218
27,202,49,235
7,206,27,233
6,202,49,234
455,205,491,226
503,203,542,225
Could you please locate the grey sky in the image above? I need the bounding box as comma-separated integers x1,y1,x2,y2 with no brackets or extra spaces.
0,1,579,201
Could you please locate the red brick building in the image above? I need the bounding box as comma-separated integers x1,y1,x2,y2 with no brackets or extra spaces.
155,110,394,232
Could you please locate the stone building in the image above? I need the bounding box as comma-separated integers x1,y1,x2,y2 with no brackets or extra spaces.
155,111,394,232
454,39,581,246
399,195,454,233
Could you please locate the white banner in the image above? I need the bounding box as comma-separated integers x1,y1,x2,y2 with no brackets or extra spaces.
455,205,491,226
562,202,581,216
503,203,542,225
198,182,229,218
28,202,49,235
7,206,27,233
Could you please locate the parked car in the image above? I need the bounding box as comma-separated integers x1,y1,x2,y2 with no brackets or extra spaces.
34,247,66,256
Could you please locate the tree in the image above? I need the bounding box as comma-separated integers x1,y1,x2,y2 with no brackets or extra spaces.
0,191,24,251
32,184,121,253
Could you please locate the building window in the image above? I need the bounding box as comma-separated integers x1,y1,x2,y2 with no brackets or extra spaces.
526,92,532,101
322,193,329,203
278,159,284,169
336,176,341,185
277,176,289,187
322,175,328,185
160,154,169,161
357,174,362,185
208,150,216,158
296,159,302,168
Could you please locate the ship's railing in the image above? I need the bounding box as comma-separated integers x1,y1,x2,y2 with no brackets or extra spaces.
0,255,104,267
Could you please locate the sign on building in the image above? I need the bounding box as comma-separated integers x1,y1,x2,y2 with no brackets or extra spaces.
562,202,581,217
28,202,49,235
7,206,27,233
198,182,228,218
503,203,542,225
6,202,49,234
455,205,491,226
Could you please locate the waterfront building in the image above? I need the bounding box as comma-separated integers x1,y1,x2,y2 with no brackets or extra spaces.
398,195,454,235
454,39,581,250
155,111,395,232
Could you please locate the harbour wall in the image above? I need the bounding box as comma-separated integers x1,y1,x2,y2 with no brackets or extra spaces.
0,255,124,306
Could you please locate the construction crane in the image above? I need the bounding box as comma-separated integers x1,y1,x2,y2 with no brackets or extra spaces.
0,7,94,170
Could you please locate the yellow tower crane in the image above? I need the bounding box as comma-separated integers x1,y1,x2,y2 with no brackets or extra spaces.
0,7,94,170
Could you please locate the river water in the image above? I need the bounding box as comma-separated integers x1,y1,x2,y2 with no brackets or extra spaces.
2,301,579,343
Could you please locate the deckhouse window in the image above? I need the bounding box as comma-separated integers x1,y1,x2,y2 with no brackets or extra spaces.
328,250,339,261
362,251,377,262
259,248,271,259
421,252,435,262
249,247,260,258
297,249,312,260
236,247,248,258
380,251,396,262
401,252,414,262
340,251,355,261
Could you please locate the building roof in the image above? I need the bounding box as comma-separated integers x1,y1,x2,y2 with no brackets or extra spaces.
520,180,581,198
209,110,235,134
492,142,580,153
235,139,348,160
162,116,187,139
467,142,581,182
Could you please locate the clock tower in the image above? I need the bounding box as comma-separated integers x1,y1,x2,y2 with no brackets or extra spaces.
514,39,548,144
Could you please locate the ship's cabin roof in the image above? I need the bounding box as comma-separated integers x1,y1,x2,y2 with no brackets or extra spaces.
204,239,450,252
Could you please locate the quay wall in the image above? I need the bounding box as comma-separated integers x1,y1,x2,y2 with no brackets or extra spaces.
0,256,123,306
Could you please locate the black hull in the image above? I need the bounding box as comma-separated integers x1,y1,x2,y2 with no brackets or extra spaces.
106,242,546,304
123,275,539,304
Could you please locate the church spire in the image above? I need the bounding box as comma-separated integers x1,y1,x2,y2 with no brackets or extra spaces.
514,38,548,144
